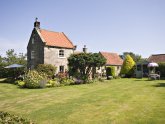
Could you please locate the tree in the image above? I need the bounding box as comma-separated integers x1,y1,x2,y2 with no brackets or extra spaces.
4,49,27,66
68,53,106,81
122,52,142,63
157,62,165,77
0,49,27,78
120,54,135,77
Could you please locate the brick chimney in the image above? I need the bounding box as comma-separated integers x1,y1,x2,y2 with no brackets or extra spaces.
34,17,40,29
83,45,87,53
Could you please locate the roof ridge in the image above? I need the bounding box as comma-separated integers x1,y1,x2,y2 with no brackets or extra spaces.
40,29,62,33
151,54,165,56
62,32,74,47
100,51,123,66
38,28,74,49
100,51,118,54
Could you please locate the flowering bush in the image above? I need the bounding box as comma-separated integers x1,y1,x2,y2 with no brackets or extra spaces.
36,64,57,78
17,80,26,88
46,79,60,87
24,70,47,88
60,78,74,86
0,111,34,124
57,72,74,85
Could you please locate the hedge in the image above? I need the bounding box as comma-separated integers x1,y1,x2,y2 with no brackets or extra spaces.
106,66,115,77
158,62,165,77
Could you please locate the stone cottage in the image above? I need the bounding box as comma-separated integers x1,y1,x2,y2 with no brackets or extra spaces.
27,19,76,73
99,52,123,76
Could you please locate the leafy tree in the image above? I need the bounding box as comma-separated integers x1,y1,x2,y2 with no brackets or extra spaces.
122,52,142,63
68,53,106,81
120,55,135,77
4,49,27,66
0,49,27,78
157,62,165,77
0,55,3,63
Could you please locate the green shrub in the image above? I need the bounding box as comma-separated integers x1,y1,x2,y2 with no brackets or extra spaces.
46,79,60,87
106,66,115,77
24,70,47,89
158,62,165,77
17,80,26,88
0,111,34,124
98,78,105,82
15,80,21,85
36,64,57,78
60,78,74,86
114,76,121,79
120,55,135,78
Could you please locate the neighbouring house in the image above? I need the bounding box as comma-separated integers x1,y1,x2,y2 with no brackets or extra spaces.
99,52,123,76
136,54,165,78
148,54,165,63
27,19,76,73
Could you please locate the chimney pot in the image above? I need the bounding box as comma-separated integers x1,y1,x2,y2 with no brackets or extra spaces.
83,45,87,53
34,17,40,29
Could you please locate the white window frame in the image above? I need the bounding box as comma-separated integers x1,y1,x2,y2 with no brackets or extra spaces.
59,49,65,58
59,65,65,72
32,38,34,44
31,51,35,59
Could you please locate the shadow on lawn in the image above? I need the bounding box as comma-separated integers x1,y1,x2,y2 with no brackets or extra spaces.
134,77,165,82
0,78,15,84
134,79,151,81
153,83,165,87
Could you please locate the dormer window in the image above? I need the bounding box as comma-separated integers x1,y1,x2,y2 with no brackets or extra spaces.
59,50,64,58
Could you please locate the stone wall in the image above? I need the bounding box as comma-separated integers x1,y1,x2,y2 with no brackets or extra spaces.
27,28,74,71
97,65,122,77
44,47,74,73
115,66,122,76
27,29,44,69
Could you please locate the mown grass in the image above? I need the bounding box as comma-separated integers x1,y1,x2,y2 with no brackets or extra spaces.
0,78,165,124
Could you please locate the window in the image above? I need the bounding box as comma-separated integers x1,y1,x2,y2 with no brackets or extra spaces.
137,65,141,71
31,51,35,59
59,50,64,57
32,38,34,44
59,66,64,72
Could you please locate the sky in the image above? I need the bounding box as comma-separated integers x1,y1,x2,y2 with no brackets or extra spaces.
0,0,165,58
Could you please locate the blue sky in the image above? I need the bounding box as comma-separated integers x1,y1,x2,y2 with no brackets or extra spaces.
0,0,165,58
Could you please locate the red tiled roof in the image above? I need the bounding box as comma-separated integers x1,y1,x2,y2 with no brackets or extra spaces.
38,29,74,49
100,52,123,66
148,54,165,63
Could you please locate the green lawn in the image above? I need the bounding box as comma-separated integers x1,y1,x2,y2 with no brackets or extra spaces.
0,78,165,124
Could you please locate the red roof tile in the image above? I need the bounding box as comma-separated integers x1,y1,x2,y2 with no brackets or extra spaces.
100,52,123,66
148,54,165,63
39,29,74,49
